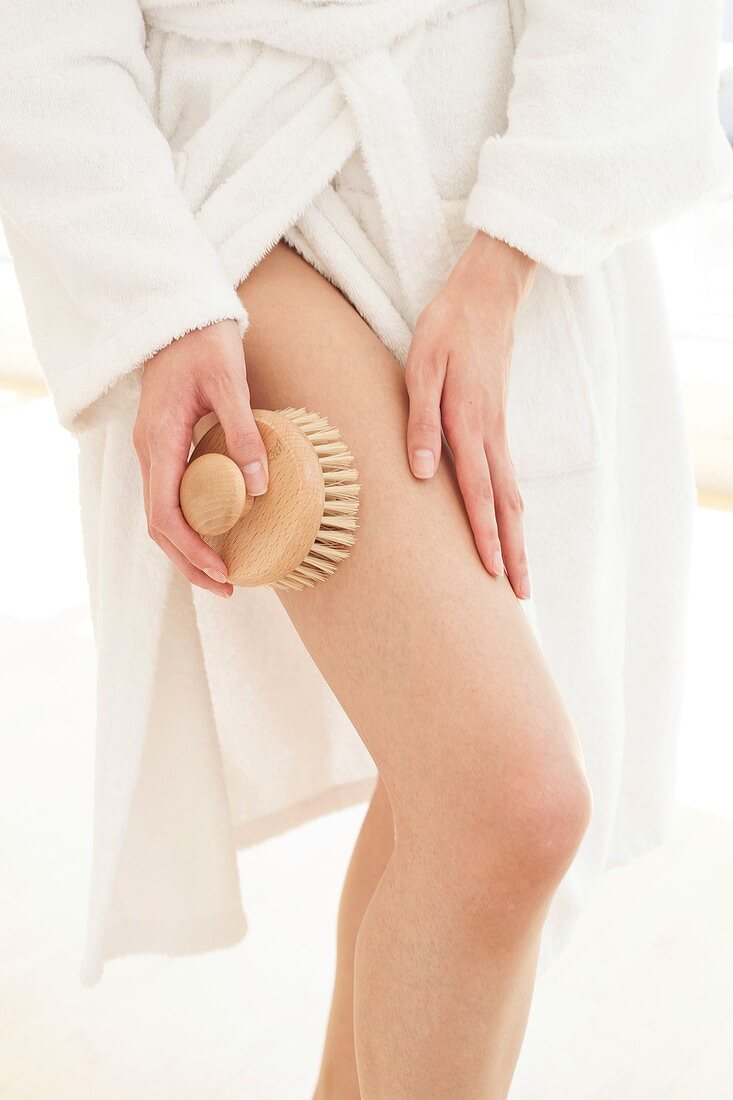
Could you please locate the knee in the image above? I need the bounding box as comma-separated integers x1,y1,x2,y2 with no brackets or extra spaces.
499,754,594,888
405,714,593,903
459,753,592,924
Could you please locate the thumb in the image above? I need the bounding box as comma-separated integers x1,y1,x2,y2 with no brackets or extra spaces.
405,355,445,480
215,397,269,498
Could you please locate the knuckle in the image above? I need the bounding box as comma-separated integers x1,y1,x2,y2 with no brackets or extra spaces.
410,415,441,437
148,503,173,533
206,357,246,392
463,476,493,506
442,394,480,431
132,422,146,452
445,411,480,443
405,356,441,388
512,550,529,571
498,487,525,516
227,425,263,457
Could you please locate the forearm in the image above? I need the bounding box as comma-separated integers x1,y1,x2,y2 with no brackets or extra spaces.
0,0,245,432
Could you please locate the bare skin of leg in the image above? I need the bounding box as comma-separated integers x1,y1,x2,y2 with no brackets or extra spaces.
237,242,593,1100
310,778,543,1100
314,777,394,1100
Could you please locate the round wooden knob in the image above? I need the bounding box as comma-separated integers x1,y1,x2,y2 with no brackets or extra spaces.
180,452,247,537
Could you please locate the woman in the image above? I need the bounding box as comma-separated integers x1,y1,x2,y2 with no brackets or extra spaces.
1,0,730,1095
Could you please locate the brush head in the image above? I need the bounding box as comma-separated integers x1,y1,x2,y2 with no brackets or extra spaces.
180,408,360,589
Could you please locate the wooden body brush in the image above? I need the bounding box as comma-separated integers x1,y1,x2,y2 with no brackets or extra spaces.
180,408,360,591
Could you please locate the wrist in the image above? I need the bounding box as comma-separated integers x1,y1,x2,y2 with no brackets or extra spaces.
466,231,536,307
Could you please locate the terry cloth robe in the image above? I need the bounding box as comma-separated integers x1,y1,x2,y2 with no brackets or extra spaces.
0,0,731,987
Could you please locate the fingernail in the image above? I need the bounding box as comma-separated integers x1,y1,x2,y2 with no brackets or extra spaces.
212,588,231,599
519,575,531,600
204,567,228,584
243,460,268,496
412,449,435,478
492,551,504,577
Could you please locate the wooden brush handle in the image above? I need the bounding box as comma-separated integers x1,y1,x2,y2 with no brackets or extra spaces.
180,452,248,537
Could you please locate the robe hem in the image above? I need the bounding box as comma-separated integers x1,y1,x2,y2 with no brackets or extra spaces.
232,774,379,851
79,774,377,986
80,911,249,988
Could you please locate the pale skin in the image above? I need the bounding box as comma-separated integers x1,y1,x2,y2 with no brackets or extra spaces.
133,233,593,1098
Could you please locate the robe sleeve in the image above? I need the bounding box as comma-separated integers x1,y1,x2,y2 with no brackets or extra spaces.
464,0,733,275
0,0,248,433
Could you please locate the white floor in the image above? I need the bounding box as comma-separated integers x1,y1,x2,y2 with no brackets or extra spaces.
1,396,732,1100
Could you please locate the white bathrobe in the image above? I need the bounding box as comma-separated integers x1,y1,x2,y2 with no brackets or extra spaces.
1,0,730,986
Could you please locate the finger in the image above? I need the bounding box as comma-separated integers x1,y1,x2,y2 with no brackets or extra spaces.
138,421,232,589
214,388,269,498
445,421,503,578
133,426,151,517
405,349,446,479
486,437,530,599
150,528,233,598
147,424,230,582
133,427,159,567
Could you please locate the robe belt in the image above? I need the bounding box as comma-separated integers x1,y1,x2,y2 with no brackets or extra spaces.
143,0,481,318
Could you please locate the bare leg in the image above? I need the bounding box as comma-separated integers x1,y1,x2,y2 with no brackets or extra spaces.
237,243,593,1099
314,778,394,1100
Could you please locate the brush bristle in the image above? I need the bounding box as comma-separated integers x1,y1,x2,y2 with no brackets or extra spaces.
270,408,360,592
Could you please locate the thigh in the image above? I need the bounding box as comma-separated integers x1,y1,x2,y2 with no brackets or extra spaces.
238,242,582,823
